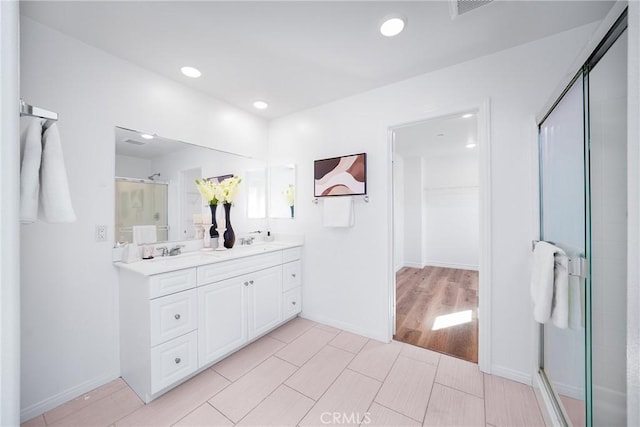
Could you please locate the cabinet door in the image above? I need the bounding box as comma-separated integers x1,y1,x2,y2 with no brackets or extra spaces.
247,266,283,339
198,278,247,367
283,287,302,319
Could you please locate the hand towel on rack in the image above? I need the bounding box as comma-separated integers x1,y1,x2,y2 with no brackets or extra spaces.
550,253,569,329
322,196,354,227
40,121,76,223
133,225,157,245
20,119,44,223
530,241,568,325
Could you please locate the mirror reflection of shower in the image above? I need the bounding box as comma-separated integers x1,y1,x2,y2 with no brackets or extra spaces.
148,172,161,181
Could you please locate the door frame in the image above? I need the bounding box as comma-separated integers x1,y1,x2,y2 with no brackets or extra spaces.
387,99,492,373
0,1,21,425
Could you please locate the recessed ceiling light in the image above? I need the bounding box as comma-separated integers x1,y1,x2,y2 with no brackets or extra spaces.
462,113,474,119
181,66,201,78
466,143,477,149
140,133,154,140
380,16,406,37
253,100,269,110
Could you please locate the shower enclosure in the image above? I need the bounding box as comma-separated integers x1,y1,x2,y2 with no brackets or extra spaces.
537,11,627,426
115,178,169,243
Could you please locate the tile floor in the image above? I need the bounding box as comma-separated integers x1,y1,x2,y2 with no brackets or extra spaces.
23,317,546,427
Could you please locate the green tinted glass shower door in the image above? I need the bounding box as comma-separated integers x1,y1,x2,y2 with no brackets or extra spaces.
539,74,588,425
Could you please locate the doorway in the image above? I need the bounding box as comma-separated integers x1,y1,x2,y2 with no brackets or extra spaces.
392,112,480,363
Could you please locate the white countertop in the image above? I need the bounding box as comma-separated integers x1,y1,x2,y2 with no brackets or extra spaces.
114,241,302,276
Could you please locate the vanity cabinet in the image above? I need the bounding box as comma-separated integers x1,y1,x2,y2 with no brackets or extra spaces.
282,247,302,319
119,267,199,403
118,245,302,403
198,265,282,367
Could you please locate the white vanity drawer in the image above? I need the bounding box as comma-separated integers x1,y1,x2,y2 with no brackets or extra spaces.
150,289,197,346
282,261,301,292
283,287,302,318
197,251,282,286
283,247,302,263
151,331,197,394
149,268,197,299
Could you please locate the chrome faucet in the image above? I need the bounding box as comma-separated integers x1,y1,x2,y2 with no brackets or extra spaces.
239,236,256,246
156,246,169,257
169,245,185,256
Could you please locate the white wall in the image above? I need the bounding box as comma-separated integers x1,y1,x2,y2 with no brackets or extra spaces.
115,154,151,179
19,17,267,420
402,156,424,268
267,23,598,381
1,2,21,425
422,153,479,270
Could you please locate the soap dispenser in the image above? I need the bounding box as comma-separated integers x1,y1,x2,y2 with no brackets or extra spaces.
123,243,141,263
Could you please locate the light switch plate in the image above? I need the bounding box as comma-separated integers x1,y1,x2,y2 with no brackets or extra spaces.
95,225,107,242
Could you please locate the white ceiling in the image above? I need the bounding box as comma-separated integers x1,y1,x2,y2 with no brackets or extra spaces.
394,112,478,158
21,1,614,119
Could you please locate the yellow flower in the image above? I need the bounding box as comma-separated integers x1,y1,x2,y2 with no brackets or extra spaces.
196,175,242,205
284,184,295,207
195,179,219,205
218,176,242,204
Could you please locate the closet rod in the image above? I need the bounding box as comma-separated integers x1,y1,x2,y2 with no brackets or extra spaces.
19,99,58,121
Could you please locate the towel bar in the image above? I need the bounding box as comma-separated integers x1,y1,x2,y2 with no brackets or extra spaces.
19,99,58,121
532,240,589,279
312,195,369,204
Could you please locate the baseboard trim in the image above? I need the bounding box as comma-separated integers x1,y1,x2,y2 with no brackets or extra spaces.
403,262,425,269
490,364,532,386
424,261,479,271
300,312,388,343
20,370,120,422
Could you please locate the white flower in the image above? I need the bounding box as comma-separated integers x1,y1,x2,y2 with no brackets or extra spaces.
195,179,219,205
195,175,242,205
284,184,295,207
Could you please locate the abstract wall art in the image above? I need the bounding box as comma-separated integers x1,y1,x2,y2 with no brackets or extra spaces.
314,153,367,197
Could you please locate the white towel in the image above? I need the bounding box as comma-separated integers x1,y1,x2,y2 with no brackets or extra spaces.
20,119,44,223
133,225,157,244
531,241,568,325
322,196,354,227
550,253,569,329
40,122,76,223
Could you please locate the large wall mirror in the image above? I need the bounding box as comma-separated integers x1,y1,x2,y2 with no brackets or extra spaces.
269,164,296,219
115,126,266,244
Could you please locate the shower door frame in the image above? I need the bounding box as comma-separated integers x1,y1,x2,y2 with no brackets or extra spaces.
535,10,628,426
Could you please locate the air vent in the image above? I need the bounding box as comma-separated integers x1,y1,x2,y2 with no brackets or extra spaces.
449,0,493,19
123,138,147,146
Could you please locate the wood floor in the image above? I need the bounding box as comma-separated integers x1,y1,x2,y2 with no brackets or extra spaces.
394,266,479,363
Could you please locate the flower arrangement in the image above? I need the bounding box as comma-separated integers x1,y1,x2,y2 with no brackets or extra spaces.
284,184,295,207
216,175,242,204
195,179,219,205
195,175,242,206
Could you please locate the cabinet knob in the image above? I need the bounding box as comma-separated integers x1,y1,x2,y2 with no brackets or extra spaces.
244,282,249,286
292,273,296,278
249,280,254,285
175,357,181,364
292,301,297,305
174,314,181,320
